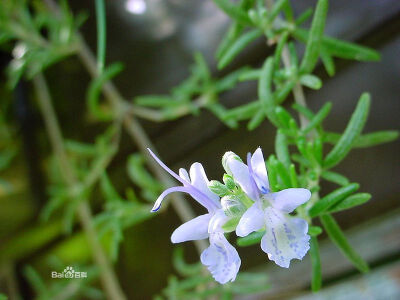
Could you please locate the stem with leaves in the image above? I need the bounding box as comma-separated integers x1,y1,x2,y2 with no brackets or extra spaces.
33,73,126,300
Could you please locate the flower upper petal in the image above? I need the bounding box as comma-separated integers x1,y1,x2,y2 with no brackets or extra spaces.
250,148,270,194
261,207,310,268
171,214,211,243
228,158,258,200
268,188,311,213
189,162,220,206
236,203,264,237
200,232,241,284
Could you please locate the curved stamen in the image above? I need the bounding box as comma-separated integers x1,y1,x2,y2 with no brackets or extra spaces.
148,148,220,211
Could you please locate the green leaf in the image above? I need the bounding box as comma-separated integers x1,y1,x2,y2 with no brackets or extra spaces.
216,67,251,92
224,101,259,121
274,158,291,188
310,236,322,292
309,183,359,217
320,214,369,272
134,95,176,107
295,8,313,26
238,69,261,81
324,93,370,168
299,0,328,73
274,80,296,105
324,130,399,148
222,217,241,232
100,173,121,202
321,170,349,186
223,174,236,190
208,180,230,197
95,0,106,72
216,23,245,60
218,29,262,69
259,57,279,126
303,102,332,133
327,193,371,213
320,48,335,76
275,130,291,168
292,103,315,120
274,31,289,68
275,106,295,129
293,28,381,62
308,225,322,237
313,137,323,164
247,109,265,130
289,164,298,187
87,62,124,121
269,0,288,22
300,74,322,90
237,230,265,247
212,0,252,24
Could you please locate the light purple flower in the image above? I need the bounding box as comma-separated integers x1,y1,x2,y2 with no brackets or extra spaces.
225,148,311,268
148,149,241,284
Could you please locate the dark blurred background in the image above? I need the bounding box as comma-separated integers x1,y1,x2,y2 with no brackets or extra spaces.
0,0,399,299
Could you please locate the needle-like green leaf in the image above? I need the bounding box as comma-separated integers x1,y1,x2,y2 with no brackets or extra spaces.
309,183,359,217
320,214,369,273
324,93,370,168
299,0,328,73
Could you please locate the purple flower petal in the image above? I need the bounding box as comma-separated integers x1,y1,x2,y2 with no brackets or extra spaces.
171,214,211,243
201,232,241,284
268,188,311,213
261,207,310,268
236,202,264,237
250,148,270,194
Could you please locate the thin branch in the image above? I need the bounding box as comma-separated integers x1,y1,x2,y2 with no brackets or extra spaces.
75,33,208,254
33,73,126,300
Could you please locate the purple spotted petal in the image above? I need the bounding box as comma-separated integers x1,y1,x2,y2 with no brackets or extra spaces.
236,202,264,237
268,188,311,213
171,214,211,243
261,207,310,268
200,232,241,284
250,148,270,194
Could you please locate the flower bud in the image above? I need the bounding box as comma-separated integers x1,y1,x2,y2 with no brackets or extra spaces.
222,151,242,175
221,195,246,217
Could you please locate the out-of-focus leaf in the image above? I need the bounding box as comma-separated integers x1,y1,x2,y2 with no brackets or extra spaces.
293,28,381,62
299,0,328,73
310,236,322,292
300,74,322,90
275,130,291,168
321,170,349,186
218,29,262,70
212,0,252,24
258,57,278,125
324,130,399,148
320,214,369,273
